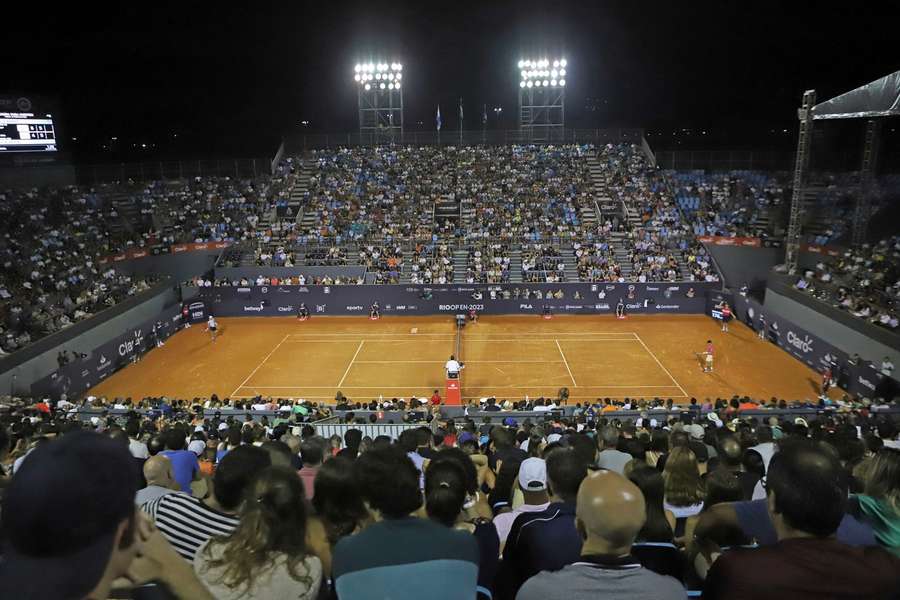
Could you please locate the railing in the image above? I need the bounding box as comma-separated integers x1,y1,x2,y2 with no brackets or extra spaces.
73,158,272,186
283,128,645,153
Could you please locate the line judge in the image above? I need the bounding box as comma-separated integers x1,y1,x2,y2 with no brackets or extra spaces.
445,355,464,379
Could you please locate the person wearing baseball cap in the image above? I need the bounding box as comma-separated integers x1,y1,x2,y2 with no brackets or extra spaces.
493,457,552,549
0,430,214,600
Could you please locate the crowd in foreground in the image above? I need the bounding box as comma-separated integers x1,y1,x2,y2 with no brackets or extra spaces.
1,393,899,599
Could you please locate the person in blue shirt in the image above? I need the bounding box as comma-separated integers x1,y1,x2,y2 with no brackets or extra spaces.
159,428,200,494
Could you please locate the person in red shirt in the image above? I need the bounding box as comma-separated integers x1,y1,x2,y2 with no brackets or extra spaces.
821,366,833,394
720,302,732,332
430,390,442,406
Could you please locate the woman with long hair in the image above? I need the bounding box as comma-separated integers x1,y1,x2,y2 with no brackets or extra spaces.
308,455,370,577
193,466,322,600
425,454,499,600
662,447,705,539
628,464,675,542
646,429,669,468
853,448,900,556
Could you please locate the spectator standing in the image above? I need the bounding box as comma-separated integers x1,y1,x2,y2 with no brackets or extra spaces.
194,466,322,600
332,446,478,600
516,470,685,600
702,440,900,599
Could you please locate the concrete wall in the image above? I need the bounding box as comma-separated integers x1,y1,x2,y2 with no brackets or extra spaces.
705,245,783,294
764,287,900,367
113,250,220,283
0,284,180,395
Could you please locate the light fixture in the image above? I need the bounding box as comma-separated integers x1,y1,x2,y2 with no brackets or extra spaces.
396,73,402,80
388,83,395,90
543,79,549,86
553,60,559,68
551,79,557,86
354,64,361,72
380,82,386,89
520,81,526,88
526,80,533,88
354,74,361,82
559,79,565,86
560,69,566,77
551,69,558,78
395,82,401,89
535,80,542,87
364,84,371,90
560,58,567,67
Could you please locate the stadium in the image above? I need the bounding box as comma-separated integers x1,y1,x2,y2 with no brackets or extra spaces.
1,3,899,599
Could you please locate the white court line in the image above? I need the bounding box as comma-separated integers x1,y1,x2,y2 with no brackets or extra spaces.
234,384,683,389
229,334,291,397
634,333,688,397
337,341,365,387
286,332,636,338
352,360,567,364
555,339,578,387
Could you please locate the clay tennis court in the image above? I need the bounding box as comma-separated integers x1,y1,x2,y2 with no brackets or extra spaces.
87,315,837,404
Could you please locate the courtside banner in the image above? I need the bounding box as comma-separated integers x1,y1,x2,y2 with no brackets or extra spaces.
194,282,718,318
731,293,897,400
98,242,230,265
30,306,184,399
698,236,762,247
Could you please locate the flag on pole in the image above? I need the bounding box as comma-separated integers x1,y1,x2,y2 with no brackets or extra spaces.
459,98,464,124
482,104,488,125
436,105,442,131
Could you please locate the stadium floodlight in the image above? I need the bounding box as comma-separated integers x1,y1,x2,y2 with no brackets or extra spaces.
526,80,533,87
520,81,526,88
560,58,567,67
517,56,566,133
355,59,404,135
519,57,568,87
380,82,386,89
559,79,565,86
364,83,371,90
355,64,362,72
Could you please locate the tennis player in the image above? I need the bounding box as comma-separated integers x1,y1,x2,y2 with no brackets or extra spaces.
205,315,218,342
703,339,714,372
370,301,380,319
616,298,626,319
758,313,766,339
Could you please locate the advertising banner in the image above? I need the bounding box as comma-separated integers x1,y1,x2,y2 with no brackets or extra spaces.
98,242,230,265
731,293,897,400
30,306,185,399
194,282,719,318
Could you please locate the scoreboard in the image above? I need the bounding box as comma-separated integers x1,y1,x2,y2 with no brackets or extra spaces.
0,96,58,153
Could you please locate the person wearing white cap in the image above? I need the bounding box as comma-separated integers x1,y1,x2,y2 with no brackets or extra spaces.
492,458,550,550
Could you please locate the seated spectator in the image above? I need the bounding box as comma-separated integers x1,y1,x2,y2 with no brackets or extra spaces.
850,447,900,556
492,457,551,549
194,465,322,600
596,425,632,473
710,436,760,500
662,447,706,539
332,446,478,600
516,470,685,600
160,427,200,493
0,430,213,599
628,464,676,542
144,445,271,561
702,439,900,599
496,447,588,600
299,436,325,500
425,454,500,600
136,454,182,506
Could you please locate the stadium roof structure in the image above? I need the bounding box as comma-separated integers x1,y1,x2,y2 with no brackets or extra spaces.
811,70,900,120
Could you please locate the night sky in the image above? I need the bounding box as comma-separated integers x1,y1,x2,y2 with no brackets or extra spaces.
5,1,899,159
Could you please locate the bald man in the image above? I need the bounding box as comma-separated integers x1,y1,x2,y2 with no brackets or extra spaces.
516,470,685,600
135,455,183,507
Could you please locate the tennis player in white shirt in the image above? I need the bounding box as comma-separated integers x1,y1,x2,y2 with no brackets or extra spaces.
445,355,464,378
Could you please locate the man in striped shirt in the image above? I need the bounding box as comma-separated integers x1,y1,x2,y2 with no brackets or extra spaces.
142,445,271,561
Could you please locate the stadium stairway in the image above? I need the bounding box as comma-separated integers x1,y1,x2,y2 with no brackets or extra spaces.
453,248,468,279
509,247,523,283
560,245,580,281
610,231,634,278
292,160,316,229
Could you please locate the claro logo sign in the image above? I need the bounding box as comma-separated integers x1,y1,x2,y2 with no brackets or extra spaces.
786,330,814,354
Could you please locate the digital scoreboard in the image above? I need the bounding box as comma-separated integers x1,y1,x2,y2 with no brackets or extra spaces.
0,96,58,153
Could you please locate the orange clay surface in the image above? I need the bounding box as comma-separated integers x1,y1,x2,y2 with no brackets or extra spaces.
87,315,840,404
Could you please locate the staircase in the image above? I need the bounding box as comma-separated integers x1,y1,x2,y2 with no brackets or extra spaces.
293,159,316,231
509,247,523,283
560,245,579,281
610,231,633,278
452,248,468,280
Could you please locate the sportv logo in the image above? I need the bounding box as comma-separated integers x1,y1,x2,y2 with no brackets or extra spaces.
786,330,814,354
345,305,365,311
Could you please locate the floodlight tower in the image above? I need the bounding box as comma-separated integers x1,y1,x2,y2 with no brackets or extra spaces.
518,58,566,139
354,61,404,139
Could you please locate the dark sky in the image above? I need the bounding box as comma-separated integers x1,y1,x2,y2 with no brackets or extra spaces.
6,1,899,159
